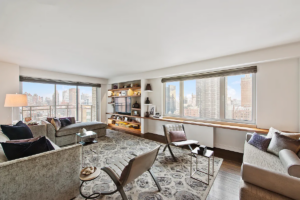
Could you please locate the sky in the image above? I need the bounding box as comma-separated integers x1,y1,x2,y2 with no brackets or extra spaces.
167,74,251,100
22,82,93,100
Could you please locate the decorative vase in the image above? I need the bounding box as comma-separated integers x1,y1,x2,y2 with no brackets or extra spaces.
145,84,152,91
145,97,150,104
133,101,140,108
145,112,150,117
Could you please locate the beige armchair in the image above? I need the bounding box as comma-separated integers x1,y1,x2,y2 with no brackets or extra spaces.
83,146,161,200
163,124,199,161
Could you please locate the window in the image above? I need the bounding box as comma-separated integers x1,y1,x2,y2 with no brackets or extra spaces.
225,74,252,121
78,86,97,122
21,82,98,122
56,85,77,119
164,74,255,123
22,82,55,122
165,82,180,115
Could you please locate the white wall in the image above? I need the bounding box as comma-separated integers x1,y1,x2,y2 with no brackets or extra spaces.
257,59,299,131
109,42,300,83
0,61,20,124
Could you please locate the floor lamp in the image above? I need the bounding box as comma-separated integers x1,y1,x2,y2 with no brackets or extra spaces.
4,94,28,125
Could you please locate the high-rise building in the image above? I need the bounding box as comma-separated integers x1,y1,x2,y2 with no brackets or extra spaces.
62,90,69,103
196,78,220,119
241,74,252,107
52,92,59,105
69,88,77,105
166,85,176,114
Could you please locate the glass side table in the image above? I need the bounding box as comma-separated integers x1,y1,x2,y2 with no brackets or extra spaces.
190,147,214,185
76,131,97,145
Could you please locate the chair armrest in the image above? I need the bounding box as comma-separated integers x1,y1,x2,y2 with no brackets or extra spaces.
246,133,253,142
28,125,46,138
41,120,56,143
279,149,300,178
242,162,300,200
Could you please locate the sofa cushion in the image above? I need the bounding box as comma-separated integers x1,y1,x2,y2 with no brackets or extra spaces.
243,141,286,174
60,118,72,128
1,121,33,140
267,132,300,156
248,132,271,152
51,118,61,131
56,122,106,137
1,136,54,160
267,127,300,140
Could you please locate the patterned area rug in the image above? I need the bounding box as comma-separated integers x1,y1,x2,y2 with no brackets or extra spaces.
75,130,223,200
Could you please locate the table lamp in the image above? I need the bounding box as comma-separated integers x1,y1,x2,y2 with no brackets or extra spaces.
4,94,28,124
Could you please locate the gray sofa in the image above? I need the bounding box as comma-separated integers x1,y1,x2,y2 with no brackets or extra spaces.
0,125,82,200
42,118,107,146
240,133,300,200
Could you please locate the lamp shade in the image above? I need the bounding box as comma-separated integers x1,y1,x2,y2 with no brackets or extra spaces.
4,94,28,107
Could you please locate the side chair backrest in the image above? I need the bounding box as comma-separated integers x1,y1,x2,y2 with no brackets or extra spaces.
163,124,185,143
119,145,161,186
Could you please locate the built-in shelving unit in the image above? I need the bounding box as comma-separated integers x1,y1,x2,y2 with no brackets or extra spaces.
107,80,142,134
108,124,141,134
108,87,141,92
108,95,141,98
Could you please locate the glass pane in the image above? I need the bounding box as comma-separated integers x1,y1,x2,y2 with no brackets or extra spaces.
165,82,180,115
22,82,54,122
184,80,199,118
185,78,220,119
56,85,77,119
225,74,252,121
78,86,97,122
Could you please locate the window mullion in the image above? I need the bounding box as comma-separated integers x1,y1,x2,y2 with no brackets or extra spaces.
180,81,184,117
220,77,225,120
54,84,56,117
76,85,79,121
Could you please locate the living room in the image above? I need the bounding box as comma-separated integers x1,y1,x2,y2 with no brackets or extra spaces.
0,1,300,200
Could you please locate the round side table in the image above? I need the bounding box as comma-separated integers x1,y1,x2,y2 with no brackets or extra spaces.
79,167,101,199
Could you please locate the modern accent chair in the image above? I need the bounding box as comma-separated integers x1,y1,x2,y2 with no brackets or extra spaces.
163,124,199,161
100,146,161,200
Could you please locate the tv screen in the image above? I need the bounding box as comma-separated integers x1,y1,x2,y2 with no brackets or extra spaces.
115,97,131,115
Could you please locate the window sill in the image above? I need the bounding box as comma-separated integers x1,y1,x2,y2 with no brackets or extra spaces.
143,117,268,134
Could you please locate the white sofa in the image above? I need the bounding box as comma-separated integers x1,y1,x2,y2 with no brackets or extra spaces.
0,125,82,200
240,133,300,200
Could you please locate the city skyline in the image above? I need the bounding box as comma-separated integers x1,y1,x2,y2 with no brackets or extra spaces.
165,74,253,121
22,82,97,122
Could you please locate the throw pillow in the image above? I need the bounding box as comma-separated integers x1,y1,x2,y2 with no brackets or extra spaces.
46,117,53,123
266,127,300,140
59,118,72,128
51,118,61,131
267,132,300,156
0,136,54,160
169,131,187,142
248,132,271,152
0,121,33,140
6,136,41,143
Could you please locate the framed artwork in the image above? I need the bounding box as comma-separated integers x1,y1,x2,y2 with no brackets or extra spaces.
149,105,155,116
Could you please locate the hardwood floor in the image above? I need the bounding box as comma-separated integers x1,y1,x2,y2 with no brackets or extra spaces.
111,129,243,200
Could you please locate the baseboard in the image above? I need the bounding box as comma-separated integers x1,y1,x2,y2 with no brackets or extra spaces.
214,143,244,153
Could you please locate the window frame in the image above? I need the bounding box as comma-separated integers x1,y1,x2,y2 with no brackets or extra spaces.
21,82,98,122
163,74,256,125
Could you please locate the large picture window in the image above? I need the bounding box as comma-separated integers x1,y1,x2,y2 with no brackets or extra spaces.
21,82,98,122
164,74,255,123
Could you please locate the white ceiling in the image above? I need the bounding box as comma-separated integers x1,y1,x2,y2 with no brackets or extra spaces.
0,0,300,79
